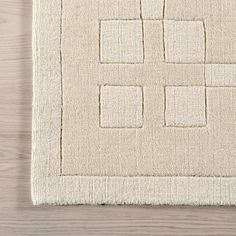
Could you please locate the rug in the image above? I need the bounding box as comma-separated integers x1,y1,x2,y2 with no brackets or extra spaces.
32,0,236,205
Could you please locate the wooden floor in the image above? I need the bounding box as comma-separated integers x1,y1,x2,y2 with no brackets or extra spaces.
0,1,236,235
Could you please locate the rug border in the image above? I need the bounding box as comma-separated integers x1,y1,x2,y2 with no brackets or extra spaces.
31,176,236,205
31,0,236,206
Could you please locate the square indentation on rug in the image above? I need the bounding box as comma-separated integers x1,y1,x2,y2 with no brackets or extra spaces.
100,20,144,64
100,85,143,128
164,20,205,63
206,64,236,87
165,86,206,127
141,0,164,19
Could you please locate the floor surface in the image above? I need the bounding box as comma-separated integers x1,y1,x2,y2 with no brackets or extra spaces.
0,1,236,235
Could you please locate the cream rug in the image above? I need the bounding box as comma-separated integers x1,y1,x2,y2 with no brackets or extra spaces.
32,0,236,205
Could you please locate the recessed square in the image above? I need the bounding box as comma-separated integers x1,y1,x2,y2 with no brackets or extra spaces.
141,0,164,19
165,86,206,127
100,86,143,128
164,20,205,63
100,20,144,64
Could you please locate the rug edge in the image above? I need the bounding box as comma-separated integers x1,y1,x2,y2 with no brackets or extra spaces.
31,176,236,206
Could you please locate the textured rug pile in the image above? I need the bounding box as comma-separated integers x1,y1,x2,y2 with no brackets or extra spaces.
32,0,236,205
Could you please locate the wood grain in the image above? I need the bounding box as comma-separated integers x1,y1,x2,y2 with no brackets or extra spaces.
0,1,236,235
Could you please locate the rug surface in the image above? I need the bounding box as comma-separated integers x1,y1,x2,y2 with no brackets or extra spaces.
32,0,236,205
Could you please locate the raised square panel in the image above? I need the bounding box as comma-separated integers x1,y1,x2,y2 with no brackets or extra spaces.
164,20,205,63
165,86,206,127
141,0,164,19
100,86,143,128
100,20,144,64
206,65,236,87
